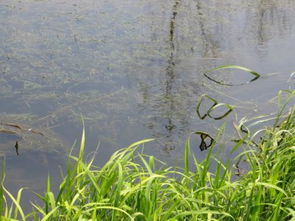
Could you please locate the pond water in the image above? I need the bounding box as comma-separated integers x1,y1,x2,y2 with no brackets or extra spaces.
0,0,294,208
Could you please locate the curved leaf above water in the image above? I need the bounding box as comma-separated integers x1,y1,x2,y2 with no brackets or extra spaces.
196,94,234,120
204,65,261,86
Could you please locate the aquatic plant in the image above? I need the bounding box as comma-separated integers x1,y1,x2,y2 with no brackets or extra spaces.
203,65,261,86
0,91,294,220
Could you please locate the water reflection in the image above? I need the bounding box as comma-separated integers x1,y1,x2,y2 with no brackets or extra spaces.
243,0,293,49
162,0,180,150
195,0,220,57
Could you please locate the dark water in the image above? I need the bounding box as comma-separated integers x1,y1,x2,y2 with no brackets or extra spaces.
0,0,294,208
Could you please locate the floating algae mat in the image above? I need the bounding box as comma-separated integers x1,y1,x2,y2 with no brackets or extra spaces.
0,113,67,156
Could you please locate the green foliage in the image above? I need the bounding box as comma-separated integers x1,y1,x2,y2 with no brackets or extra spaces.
0,92,294,220
203,65,261,86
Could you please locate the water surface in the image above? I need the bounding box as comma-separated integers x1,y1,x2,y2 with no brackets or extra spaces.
0,0,294,207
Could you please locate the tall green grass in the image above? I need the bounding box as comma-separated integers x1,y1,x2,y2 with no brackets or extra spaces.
1,92,294,220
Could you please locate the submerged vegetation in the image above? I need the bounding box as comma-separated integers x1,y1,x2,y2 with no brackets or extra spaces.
0,90,294,220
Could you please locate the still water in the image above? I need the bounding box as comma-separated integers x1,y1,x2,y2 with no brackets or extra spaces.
0,0,294,206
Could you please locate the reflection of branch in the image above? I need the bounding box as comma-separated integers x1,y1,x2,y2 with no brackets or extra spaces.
169,0,179,50
195,0,218,57
166,0,180,89
164,0,180,137
257,0,279,45
251,0,283,46
257,0,267,45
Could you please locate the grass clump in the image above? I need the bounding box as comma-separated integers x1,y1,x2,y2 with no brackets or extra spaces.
1,97,294,220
